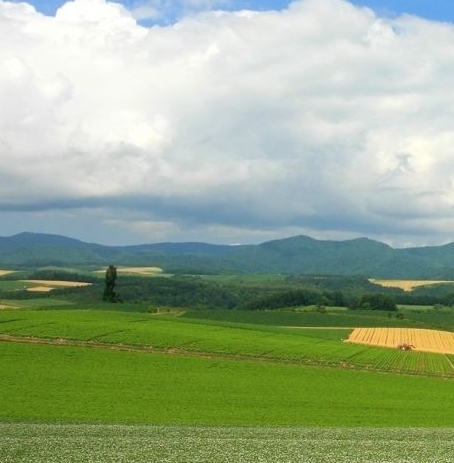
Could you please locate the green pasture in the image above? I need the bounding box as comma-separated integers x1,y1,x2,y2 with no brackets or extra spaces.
0,309,453,376
2,424,454,463
0,280,28,291
1,341,454,426
182,307,454,331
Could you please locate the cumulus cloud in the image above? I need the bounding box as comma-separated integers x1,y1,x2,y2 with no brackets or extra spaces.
1,0,454,245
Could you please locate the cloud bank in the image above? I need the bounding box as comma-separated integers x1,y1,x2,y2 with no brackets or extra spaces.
1,0,454,245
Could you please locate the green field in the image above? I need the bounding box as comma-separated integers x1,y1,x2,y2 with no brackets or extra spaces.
182,306,454,330
1,302,454,462
1,340,454,426
1,309,453,376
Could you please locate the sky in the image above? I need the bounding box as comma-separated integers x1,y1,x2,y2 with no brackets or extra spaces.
1,0,454,247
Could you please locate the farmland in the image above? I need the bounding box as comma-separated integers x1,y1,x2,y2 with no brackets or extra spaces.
348,327,454,354
2,265,454,462
21,280,92,292
2,340,454,426
0,270,17,277
2,424,454,463
1,308,454,376
95,266,164,276
370,278,454,291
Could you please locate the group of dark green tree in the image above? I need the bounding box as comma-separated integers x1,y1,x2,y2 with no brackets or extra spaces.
4,268,454,312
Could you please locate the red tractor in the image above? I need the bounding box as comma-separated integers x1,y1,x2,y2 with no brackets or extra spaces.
397,343,415,351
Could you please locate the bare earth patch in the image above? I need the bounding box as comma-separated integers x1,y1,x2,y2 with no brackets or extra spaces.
347,327,454,354
369,278,454,292
20,280,92,292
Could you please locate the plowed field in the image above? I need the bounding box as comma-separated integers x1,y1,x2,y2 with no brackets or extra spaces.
347,327,454,354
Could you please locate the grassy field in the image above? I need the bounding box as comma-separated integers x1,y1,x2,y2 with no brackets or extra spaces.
182,307,454,331
1,341,454,426
2,424,454,463
1,303,454,462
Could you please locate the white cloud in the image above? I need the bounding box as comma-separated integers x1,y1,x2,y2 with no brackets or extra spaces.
1,0,454,245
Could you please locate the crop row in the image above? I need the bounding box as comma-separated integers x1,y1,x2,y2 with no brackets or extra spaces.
0,309,453,376
2,424,454,463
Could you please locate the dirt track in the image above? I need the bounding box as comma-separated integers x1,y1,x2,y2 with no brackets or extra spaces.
347,328,454,354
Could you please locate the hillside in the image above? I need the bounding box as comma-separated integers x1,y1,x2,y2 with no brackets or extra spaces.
1,232,454,277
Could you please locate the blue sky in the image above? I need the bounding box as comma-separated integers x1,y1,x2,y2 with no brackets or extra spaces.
17,0,454,23
2,0,454,246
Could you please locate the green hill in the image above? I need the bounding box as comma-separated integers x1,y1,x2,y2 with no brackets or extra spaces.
2,232,454,277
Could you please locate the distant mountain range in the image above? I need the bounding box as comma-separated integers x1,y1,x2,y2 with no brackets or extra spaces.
1,232,454,278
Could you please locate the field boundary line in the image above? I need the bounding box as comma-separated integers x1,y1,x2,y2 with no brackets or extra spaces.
444,354,454,372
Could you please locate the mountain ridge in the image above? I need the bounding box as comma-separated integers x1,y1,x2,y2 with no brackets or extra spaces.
1,231,454,278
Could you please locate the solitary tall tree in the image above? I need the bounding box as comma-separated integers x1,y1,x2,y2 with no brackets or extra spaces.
103,265,119,302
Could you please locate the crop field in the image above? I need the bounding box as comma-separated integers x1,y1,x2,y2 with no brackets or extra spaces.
182,308,446,328
348,327,454,354
2,340,454,426
2,424,454,463
20,279,92,292
94,266,164,276
182,307,454,330
0,309,454,377
370,278,454,291
0,270,17,277
2,304,454,461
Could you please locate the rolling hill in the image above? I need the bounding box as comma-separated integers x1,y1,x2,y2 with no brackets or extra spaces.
1,232,454,277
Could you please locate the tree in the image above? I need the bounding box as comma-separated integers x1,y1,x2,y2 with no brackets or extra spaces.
103,265,121,302
359,293,396,311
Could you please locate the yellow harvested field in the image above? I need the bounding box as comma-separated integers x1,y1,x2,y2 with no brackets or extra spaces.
0,270,16,277
20,280,92,292
117,266,163,274
347,327,454,354
95,266,163,275
369,279,454,292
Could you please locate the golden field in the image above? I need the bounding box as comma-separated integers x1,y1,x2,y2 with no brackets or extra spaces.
369,279,454,292
0,270,16,277
347,327,454,354
20,280,92,292
95,266,163,275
